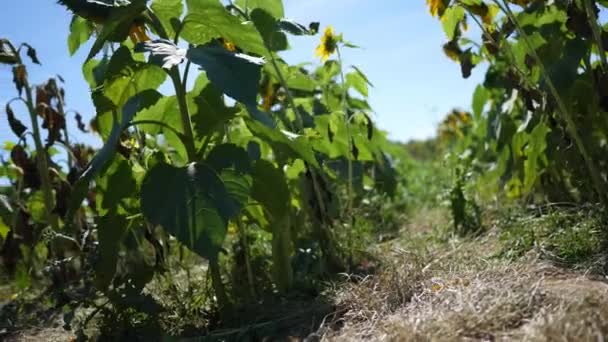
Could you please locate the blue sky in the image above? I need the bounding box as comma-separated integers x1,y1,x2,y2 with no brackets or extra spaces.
0,0,485,149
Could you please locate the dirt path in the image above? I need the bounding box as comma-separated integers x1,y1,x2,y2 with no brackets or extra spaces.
319,209,608,341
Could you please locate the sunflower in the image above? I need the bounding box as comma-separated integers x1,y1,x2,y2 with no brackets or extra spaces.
427,0,447,18
315,26,338,62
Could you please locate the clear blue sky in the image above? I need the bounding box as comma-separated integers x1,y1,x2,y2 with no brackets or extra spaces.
0,0,485,150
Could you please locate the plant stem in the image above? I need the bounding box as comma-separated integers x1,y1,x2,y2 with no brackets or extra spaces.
237,218,257,299
169,69,197,161
583,0,608,71
209,259,230,313
496,0,608,208
266,50,304,131
23,78,59,232
336,47,355,262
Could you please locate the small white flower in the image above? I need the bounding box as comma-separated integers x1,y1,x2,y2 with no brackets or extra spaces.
141,39,187,69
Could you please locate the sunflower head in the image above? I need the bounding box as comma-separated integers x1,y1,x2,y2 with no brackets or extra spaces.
315,26,339,62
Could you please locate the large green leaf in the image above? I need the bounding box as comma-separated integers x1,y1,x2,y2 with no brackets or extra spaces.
141,162,243,261
236,0,284,18
151,0,184,38
95,212,128,289
187,45,264,106
182,0,267,56
250,8,288,52
103,46,166,110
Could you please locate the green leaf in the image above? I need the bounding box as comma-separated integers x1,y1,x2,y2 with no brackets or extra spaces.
27,191,48,223
251,8,288,52
206,144,252,174
191,74,239,137
442,6,465,40
141,162,243,261
182,0,267,56
151,0,184,39
0,217,9,240
66,91,162,224
346,71,369,97
95,212,128,289
472,85,488,119
187,45,264,106
277,19,311,36
68,15,94,56
236,0,284,18
103,46,167,109
523,123,550,193
246,118,320,168
86,0,147,61
98,159,137,211
252,160,289,218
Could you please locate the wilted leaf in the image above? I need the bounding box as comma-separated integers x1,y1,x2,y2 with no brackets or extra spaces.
6,103,27,138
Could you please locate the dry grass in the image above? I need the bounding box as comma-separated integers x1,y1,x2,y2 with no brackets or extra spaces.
318,208,608,341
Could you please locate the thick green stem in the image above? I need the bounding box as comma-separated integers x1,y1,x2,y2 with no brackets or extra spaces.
209,259,230,313
237,218,257,299
336,47,355,262
497,0,608,208
169,69,197,161
271,215,293,293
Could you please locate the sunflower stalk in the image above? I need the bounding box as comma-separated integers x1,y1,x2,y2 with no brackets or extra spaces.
495,0,608,209
583,0,608,71
336,46,355,259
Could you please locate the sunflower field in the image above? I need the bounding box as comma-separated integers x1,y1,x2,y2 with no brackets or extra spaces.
2,0,608,340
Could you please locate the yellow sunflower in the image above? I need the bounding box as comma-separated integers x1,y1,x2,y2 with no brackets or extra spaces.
315,26,338,62
427,0,446,18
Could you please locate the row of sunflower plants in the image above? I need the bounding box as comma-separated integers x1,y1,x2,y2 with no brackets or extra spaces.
0,38,97,297
1,0,400,324
428,0,608,209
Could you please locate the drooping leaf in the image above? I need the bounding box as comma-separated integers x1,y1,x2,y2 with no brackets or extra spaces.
250,8,288,52
346,71,369,97
141,162,243,261
186,45,265,106
0,39,19,65
21,43,41,65
278,19,311,36
68,15,94,55
6,103,27,138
